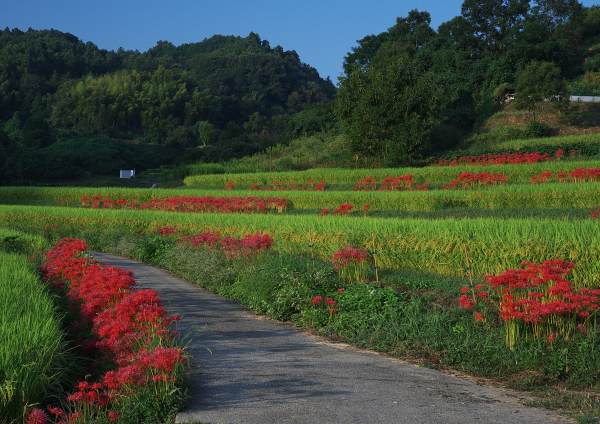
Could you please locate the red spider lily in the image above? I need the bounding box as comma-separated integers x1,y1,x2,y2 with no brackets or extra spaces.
40,238,187,418
154,226,179,236
442,171,508,190
46,406,65,419
532,167,600,184
430,150,564,167
331,204,354,216
26,408,49,424
332,244,369,283
179,231,273,259
362,204,370,217
80,195,288,214
459,259,599,347
351,174,428,192
318,208,329,216
312,296,323,304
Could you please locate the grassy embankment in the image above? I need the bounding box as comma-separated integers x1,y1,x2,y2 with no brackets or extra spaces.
0,229,72,424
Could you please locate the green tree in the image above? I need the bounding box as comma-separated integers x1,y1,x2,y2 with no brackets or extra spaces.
335,56,442,167
196,120,216,146
514,60,569,121
459,0,530,57
243,112,268,133
531,0,584,32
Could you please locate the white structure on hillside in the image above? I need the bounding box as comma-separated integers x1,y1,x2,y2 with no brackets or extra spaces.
570,95,600,103
120,169,135,179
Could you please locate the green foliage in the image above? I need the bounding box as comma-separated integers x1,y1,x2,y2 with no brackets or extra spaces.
515,61,569,121
196,120,216,146
133,235,177,265
33,226,600,393
335,57,442,166
284,102,339,139
0,28,337,180
163,133,350,182
0,251,72,423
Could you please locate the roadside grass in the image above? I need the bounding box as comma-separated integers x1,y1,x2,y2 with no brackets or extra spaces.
0,250,72,424
30,230,600,420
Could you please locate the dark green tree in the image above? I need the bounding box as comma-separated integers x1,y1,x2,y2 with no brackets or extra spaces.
531,0,584,32
335,56,442,166
460,0,529,56
514,60,569,121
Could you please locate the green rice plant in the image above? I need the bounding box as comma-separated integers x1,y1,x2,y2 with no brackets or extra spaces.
0,252,71,423
1,205,599,288
493,133,600,151
182,159,600,186
3,179,600,212
0,228,47,256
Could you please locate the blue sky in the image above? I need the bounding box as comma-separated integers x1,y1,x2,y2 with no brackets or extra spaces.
2,0,598,83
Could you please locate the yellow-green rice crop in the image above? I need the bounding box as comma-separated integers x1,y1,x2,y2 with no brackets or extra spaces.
493,133,600,151
183,159,600,186
1,205,598,288
2,183,600,212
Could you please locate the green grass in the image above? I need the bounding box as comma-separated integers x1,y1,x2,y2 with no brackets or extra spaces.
0,250,71,424
0,227,48,256
183,159,600,186
493,133,600,151
160,133,351,182
1,205,599,288
59,240,600,403
3,181,600,212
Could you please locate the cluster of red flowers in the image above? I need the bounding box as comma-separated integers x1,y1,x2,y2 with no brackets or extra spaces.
332,204,354,216
332,245,369,270
530,167,600,184
153,226,179,236
312,295,337,314
311,295,339,325
442,171,508,189
352,175,429,191
246,179,325,191
332,244,370,283
78,195,288,214
29,238,186,423
362,204,370,217
430,150,566,167
459,259,599,346
591,205,600,220
318,204,355,216
177,230,274,259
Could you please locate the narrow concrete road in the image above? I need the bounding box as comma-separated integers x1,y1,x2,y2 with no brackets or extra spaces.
91,252,573,424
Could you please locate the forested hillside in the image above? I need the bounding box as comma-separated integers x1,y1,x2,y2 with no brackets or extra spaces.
0,29,335,183
335,2,600,166
1,1,600,185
